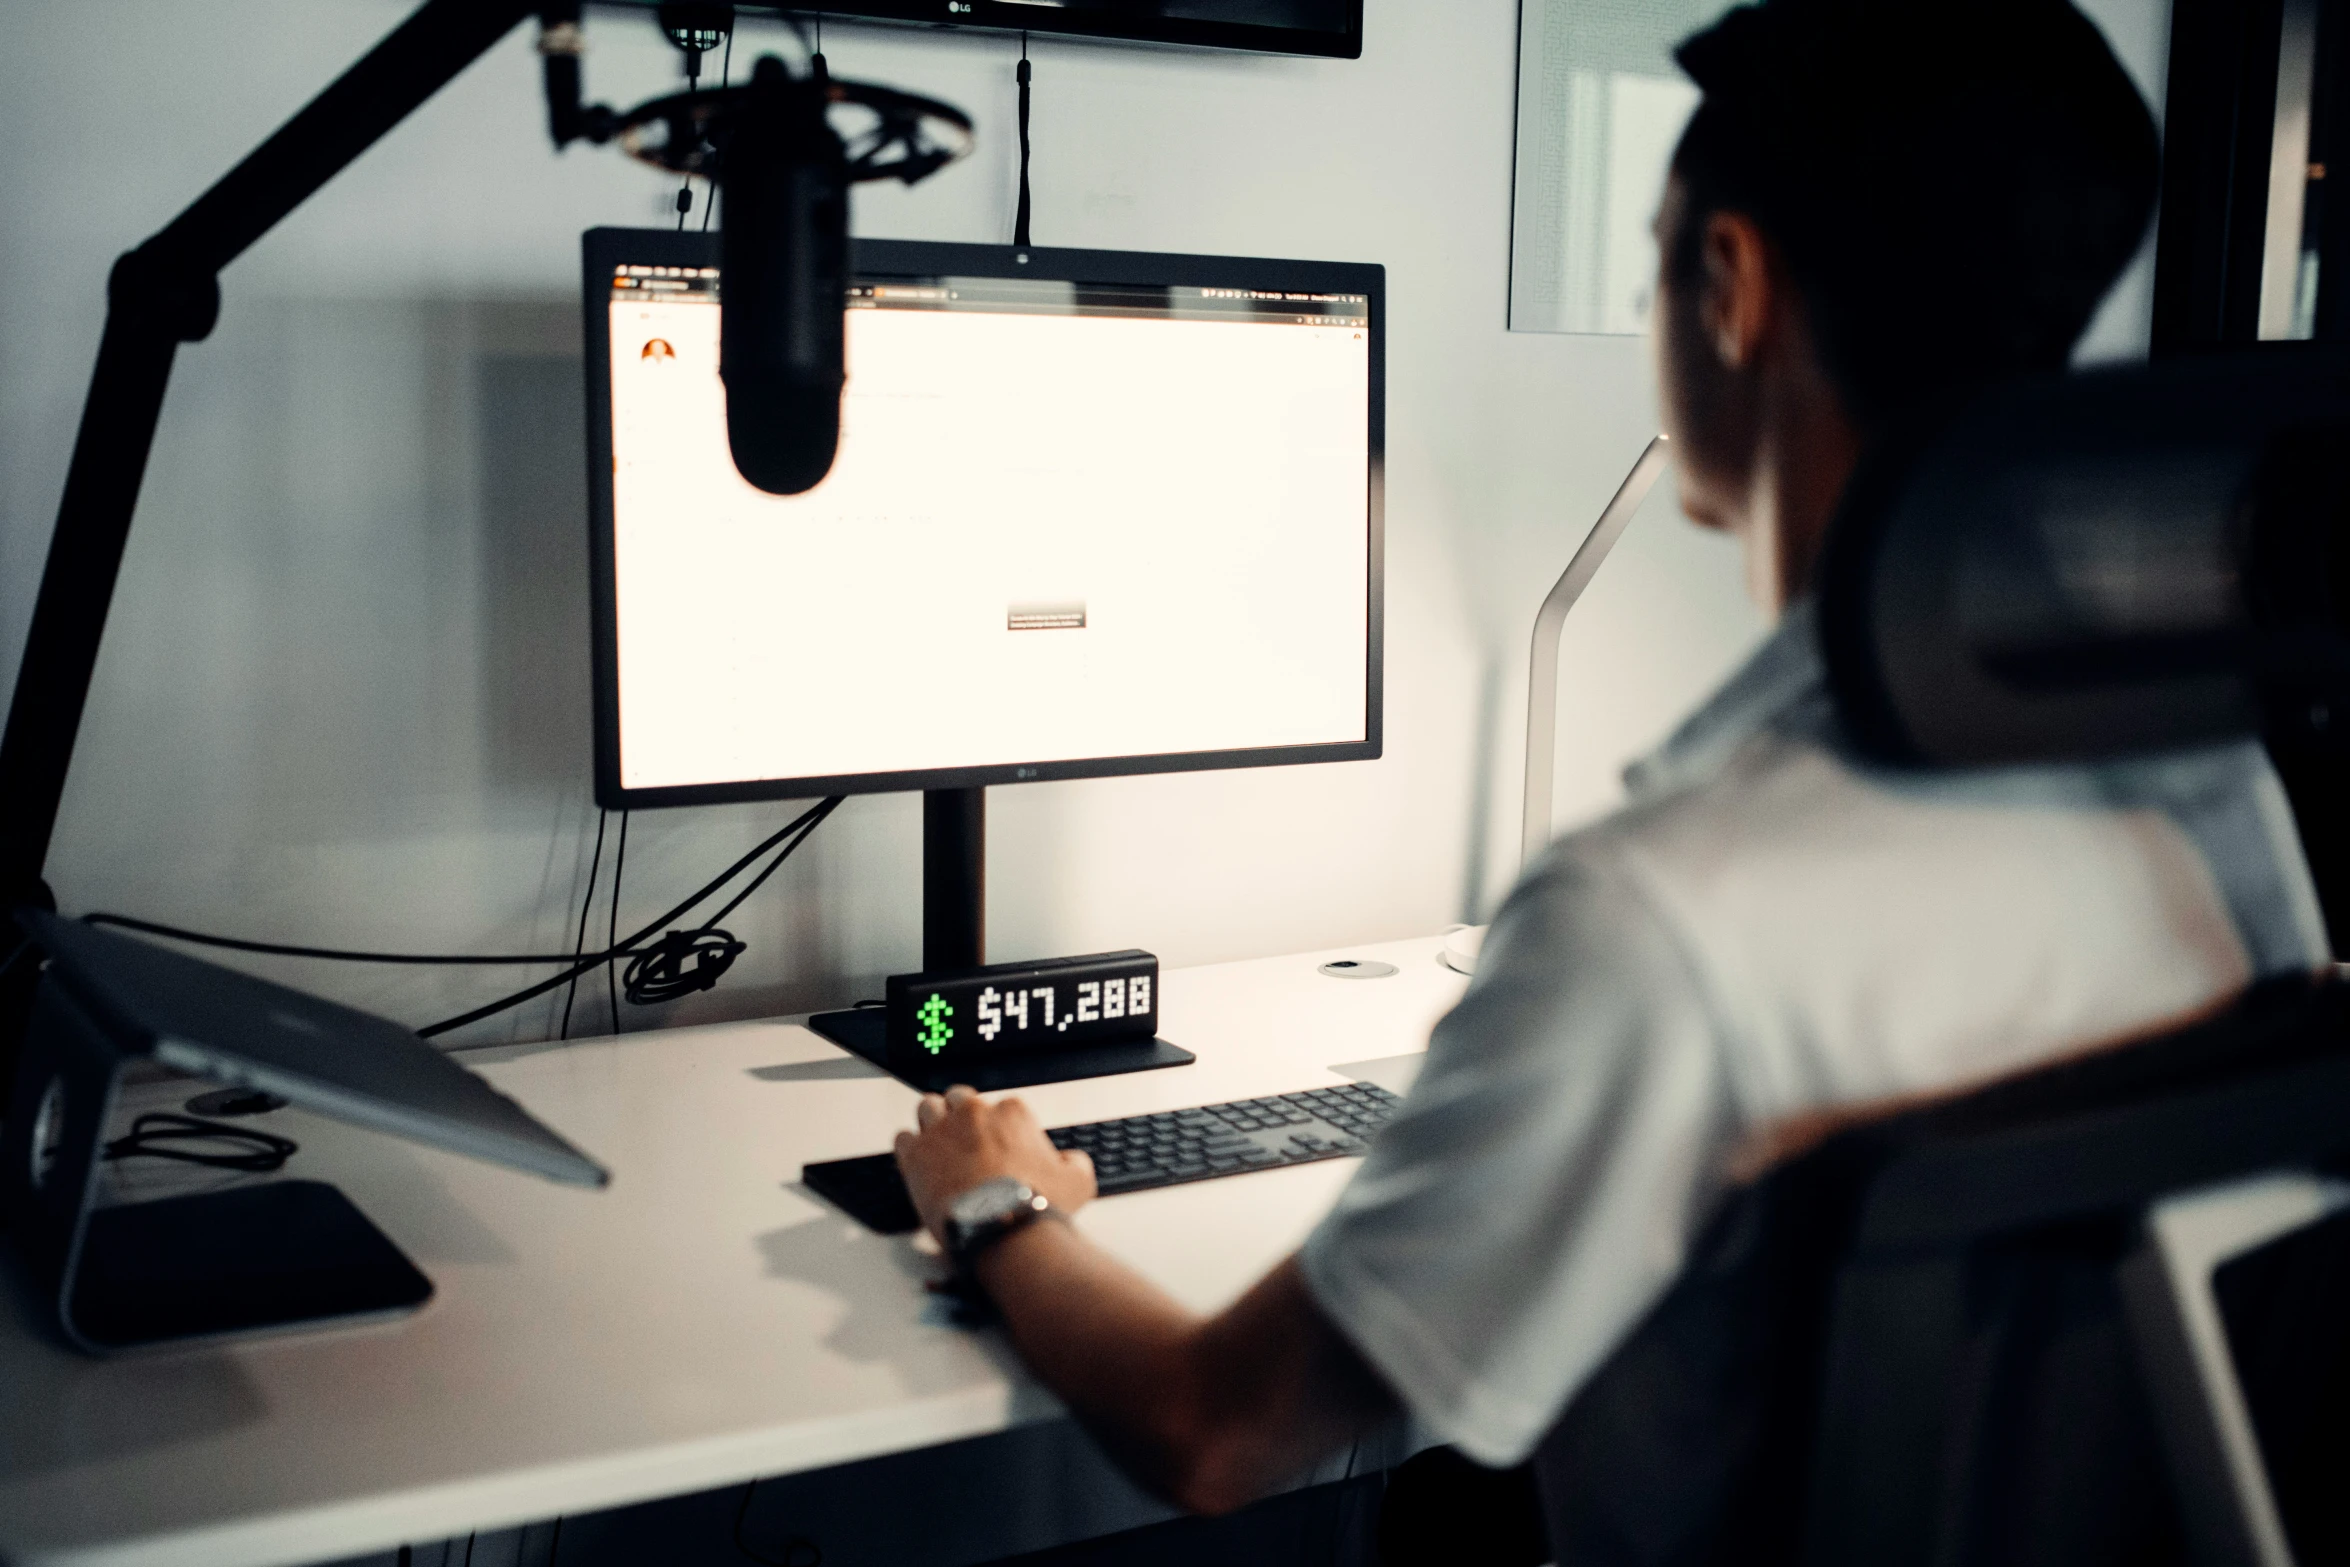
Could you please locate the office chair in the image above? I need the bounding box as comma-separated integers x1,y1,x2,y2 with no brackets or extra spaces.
1385,352,2350,1567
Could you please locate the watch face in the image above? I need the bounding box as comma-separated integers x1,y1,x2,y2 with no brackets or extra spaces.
951,1177,1033,1228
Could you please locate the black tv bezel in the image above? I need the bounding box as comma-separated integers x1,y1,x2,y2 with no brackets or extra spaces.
592,0,1364,60
582,228,1386,811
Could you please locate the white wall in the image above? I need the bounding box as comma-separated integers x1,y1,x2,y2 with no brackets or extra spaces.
0,0,2165,1048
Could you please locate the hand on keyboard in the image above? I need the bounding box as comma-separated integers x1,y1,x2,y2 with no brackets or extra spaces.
893,1085,1100,1242
808,1081,1407,1236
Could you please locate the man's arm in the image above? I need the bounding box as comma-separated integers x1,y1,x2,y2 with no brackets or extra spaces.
894,1086,1398,1515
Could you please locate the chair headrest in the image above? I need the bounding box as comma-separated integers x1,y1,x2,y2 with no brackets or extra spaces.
1819,352,2350,767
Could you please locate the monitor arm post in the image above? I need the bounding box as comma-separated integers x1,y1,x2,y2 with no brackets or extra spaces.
0,0,543,1111
923,787,986,971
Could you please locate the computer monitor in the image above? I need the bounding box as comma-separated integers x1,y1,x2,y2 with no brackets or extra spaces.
583,231,1383,812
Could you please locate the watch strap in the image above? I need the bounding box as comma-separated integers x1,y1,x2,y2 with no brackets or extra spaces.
944,1182,1059,1272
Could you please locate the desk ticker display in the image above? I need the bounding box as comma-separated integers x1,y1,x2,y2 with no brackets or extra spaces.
886,951,1159,1072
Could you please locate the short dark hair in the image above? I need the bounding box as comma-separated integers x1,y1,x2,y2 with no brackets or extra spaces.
1668,0,2160,426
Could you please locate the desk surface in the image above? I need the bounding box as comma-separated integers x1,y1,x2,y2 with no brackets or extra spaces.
0,934,1465,1567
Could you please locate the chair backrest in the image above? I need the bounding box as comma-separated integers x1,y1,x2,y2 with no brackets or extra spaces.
1526,353,2350,1564
1816,351,2350,947
1531,975,2350,1567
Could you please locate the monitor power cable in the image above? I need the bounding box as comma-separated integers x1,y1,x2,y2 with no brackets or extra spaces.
77,796,844,1047
1014,32,1033,247
560,807,613,1040
620,795,827,1005
607,810,630,1036
417,794,840,1041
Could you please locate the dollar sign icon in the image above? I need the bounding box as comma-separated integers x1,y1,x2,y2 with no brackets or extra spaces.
917,992,954,1055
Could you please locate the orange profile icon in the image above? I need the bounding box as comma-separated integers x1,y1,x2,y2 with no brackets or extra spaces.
641,338,676,362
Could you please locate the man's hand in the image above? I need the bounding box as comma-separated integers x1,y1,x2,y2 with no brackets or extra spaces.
893,1085,1098,1243
886,1086,1395,1515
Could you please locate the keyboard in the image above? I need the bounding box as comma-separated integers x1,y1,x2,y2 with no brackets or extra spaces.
1049,1081,1403,1194
802,1081,1406,1235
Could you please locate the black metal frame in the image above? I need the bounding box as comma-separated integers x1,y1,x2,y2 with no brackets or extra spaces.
581,229,1388,813
1802,983,2350,1558
597,0,1364,60
1531,976,2350,1561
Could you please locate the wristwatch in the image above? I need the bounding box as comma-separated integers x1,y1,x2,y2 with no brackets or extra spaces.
942,1177,1059,1272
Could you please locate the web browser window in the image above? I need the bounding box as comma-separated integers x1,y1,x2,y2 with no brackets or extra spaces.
605,265,1373,792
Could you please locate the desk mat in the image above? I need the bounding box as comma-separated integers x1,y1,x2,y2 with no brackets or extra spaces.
804,1007,1194,1093
802,1152,923,1235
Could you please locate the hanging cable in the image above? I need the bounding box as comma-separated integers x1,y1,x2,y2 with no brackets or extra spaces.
82,914,591,967
78,801,839,1045
1014,32,1033,247
561,808,611,1040
607,811,630,1037
660,2,734,226
619,797,830,1005
675,39,702,228
701,26,734,233
417,797,841,1043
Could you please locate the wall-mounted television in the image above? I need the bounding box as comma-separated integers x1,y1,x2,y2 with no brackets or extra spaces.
602,1,1363,60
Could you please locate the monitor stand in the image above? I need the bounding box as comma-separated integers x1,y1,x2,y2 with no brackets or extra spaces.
806,785,1198,1091
923,786,987,972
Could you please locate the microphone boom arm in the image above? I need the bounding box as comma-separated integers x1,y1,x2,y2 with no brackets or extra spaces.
0,0,541,916
0,0,970,1109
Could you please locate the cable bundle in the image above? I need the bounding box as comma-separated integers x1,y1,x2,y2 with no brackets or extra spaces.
103,1113,298,1174
79,796,844,1047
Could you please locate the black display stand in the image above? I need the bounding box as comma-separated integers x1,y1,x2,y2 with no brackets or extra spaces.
806,1006,1194,1094
1,978,430,1353
923,786,987,972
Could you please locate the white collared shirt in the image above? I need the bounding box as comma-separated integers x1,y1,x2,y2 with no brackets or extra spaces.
1301,603,2329,1467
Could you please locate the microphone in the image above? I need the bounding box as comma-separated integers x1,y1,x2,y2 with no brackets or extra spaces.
719,55,851,496
551,29,970,494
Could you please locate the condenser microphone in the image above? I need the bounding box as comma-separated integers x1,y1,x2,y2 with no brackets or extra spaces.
720,54,851,496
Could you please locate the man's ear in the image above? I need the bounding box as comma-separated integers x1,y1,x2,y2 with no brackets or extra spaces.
1697,211,1776,371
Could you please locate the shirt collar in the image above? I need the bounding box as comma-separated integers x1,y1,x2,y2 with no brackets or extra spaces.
1622,598,1825,802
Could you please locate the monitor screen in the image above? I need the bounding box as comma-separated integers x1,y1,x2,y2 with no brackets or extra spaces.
584,232,1383,807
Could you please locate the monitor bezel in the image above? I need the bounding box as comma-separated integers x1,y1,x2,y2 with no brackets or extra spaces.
591,1,1364,60
583,228,1386,811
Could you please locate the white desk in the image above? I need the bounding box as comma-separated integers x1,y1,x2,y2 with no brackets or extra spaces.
0,934,1466,1567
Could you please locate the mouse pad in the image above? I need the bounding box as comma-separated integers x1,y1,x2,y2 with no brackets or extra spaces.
803,1152,923,1236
